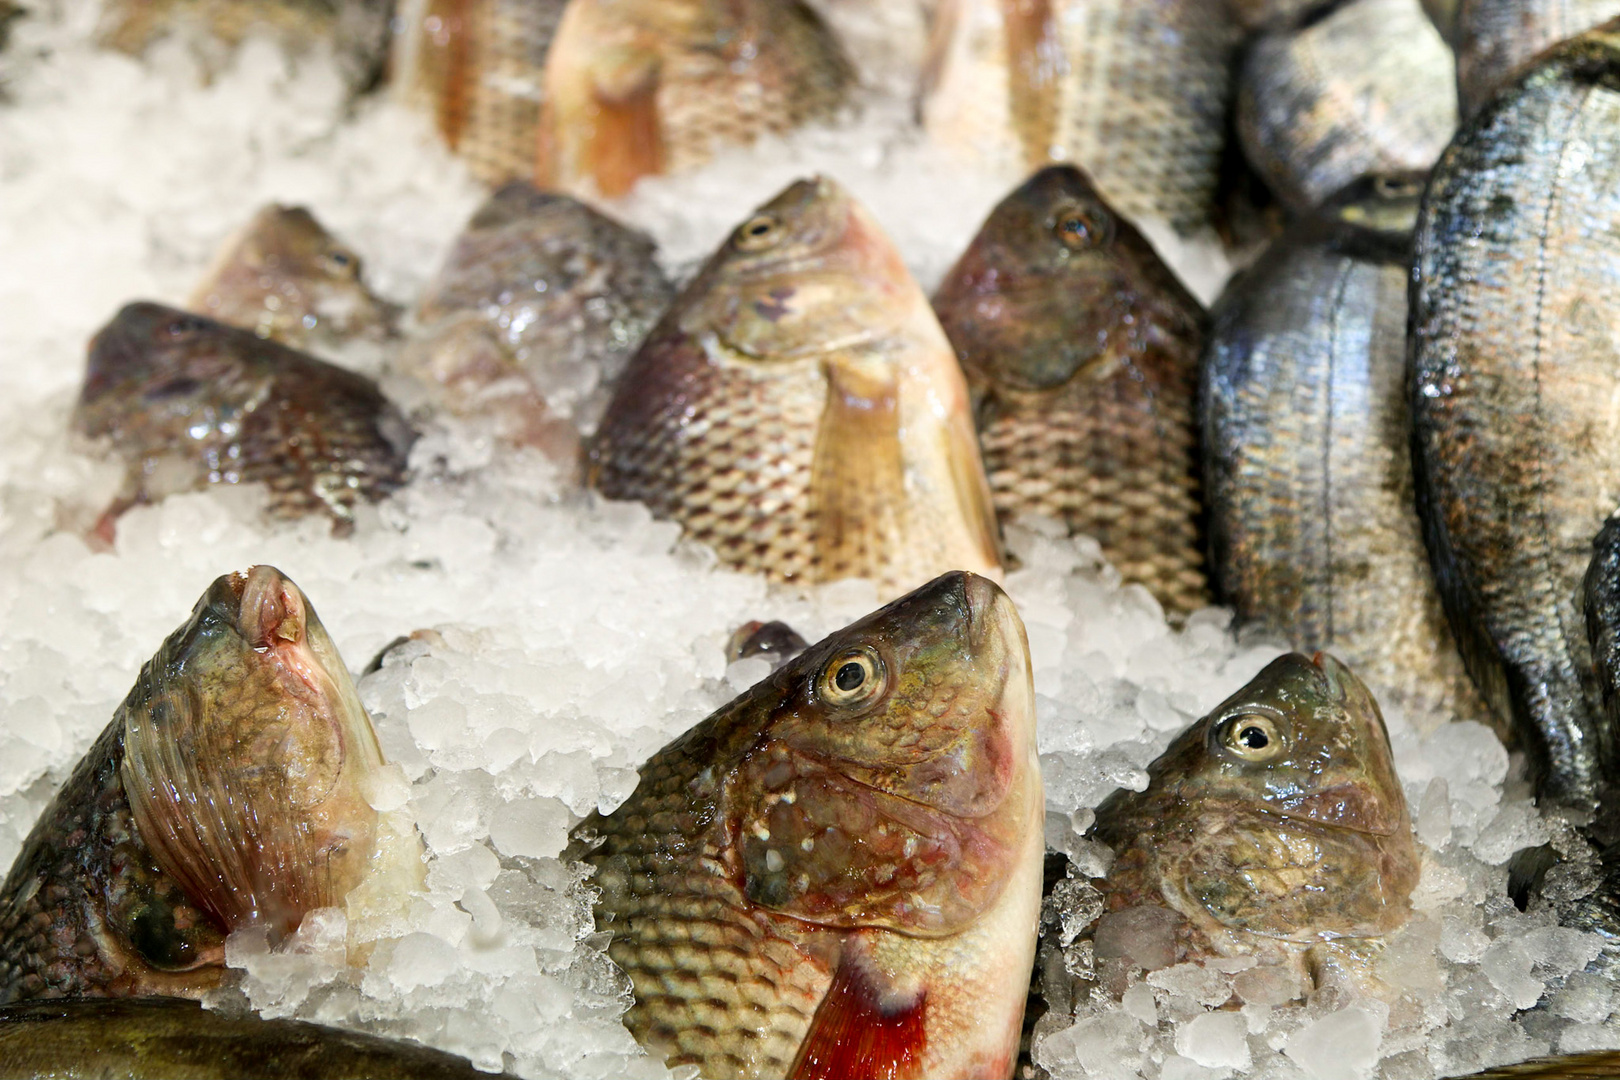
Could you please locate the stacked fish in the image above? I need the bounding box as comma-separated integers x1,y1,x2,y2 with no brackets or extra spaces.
12,0,1620,1077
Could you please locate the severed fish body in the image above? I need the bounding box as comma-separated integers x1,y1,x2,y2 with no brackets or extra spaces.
919,0,1241,236
569,571,1043,1080
189,205,396,352
406,181,674,443
1202,179,1488,736
587,176,1002,595
1454,0,1620,117
0,567,420,1003
536,0,855,198
75,303,414,532
934,165,1208,616
1409,21,1620,809
1237,0,1457,212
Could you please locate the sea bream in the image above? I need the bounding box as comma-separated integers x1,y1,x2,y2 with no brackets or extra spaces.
568,570,1043,1080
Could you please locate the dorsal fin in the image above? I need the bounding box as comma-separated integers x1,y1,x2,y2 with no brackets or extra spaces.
790,948,927,1080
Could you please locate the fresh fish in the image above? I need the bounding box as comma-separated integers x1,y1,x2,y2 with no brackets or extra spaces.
1237,0,1456,212
933,165,1208,617
1453,0,1620,118
405,180,674,443
0,566,421,1003
725,619,808,666
1202,177,1489,736
586,175,1003,595
75,302,415,533
1451,1050,1620,1078
189,205,396,352
919,0,1242,236
536,0,855,198
568,570,1042,1080
1409,21,1620,809
0,998,496,1080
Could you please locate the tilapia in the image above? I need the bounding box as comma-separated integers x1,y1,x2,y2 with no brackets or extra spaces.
1454,0,1620,118
75,302,415,533
189,205,395,352
536,0,855,198
405,180,674,444
1237,0,1457,212
0,998,495,1080
1202,177,1489,736
586,175,1003,595
0,566,421,1003
919,0,1242,236
933,165,1208,616
1409,21,1620,808
569,570,1042,1080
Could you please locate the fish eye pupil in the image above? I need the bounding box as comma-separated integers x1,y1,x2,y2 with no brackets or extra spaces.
749,221,771,236
835,661,864,692
1239,725,1268,750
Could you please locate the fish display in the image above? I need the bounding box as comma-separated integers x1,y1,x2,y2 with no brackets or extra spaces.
568,570,1043,1080
189,204,395,352
0,998,496,1080
536,0,855,198
586,175,1003,595
1237,0,1456,212
405,180,674,443
1409,21,1620,809
1453,0,1620,118
0,566,421,1003
75,302,415,532
933,165,1208,616
919,0,1241,235
1202,177,1488,735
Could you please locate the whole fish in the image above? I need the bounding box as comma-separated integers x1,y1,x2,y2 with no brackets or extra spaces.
919,0,1241,236
0,998,497,1080
536,0,855,198
1237,0,1457,212
1409,21,1620,809
586,175,1003,595
189,205,396,352
406,180,674,442
75,302,415,533
1202,177,1490,736
933,165,1209,617
1453,0,1620,118
0,566,420,1002
568,570,1043,1080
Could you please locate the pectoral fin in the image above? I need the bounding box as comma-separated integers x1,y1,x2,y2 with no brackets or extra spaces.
791,945,927,1080
811,360,905,583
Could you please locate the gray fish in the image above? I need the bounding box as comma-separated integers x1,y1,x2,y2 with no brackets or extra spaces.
1409,20,1620,809
1453,0,1620,118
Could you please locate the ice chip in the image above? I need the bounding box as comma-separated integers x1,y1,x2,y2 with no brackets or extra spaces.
489,796,570,860
1175,1011,1252,1070
1284,1002,1385,1080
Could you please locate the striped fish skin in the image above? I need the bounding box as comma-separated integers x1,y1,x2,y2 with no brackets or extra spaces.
1409,22,1620,810
586,175,1002,597
1454,0,1620,118
934,165,1209,617
569,571,1042,1080
1202,179,1490,737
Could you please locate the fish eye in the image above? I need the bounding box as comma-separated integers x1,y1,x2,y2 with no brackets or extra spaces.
323,249,356,274
819,647,885,708
164,315,208,339
1216,712,1287,763
1052,202,1110,250
734,213,782,252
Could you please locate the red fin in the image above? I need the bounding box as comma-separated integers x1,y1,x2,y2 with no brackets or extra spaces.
791,954,927,1080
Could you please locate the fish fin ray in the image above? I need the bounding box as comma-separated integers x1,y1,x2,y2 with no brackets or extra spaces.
810,360,904,583
790,949,927,1080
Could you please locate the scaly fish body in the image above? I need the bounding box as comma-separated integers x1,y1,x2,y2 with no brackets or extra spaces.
1409,22,1620,808
537,0,854,198
934,165,1208,616
75,303,415,531
1237,0,1457,212
1202,179,1489,736
1454,0,1620,117
189,205,396,352
570,571,1042,1080
0,567,419,1003
587,176,1002,595
920,0,1241,235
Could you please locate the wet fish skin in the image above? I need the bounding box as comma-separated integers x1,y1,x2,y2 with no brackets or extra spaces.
725,619,808,667
1452,1050,1620,1078
570,571,1042,1080
586,175,1002,595
1454,0,1620,118
1408,22,1620,809
0,998,501,1079
75,302,415,531
0,567,405,1003
933,164,1208,616
537,0,855,198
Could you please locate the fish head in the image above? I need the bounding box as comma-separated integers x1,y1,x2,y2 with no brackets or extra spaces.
679,175,918,363
234,205,395,339
727,570,1039,936
117,565,391,938
935,165,1200,393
